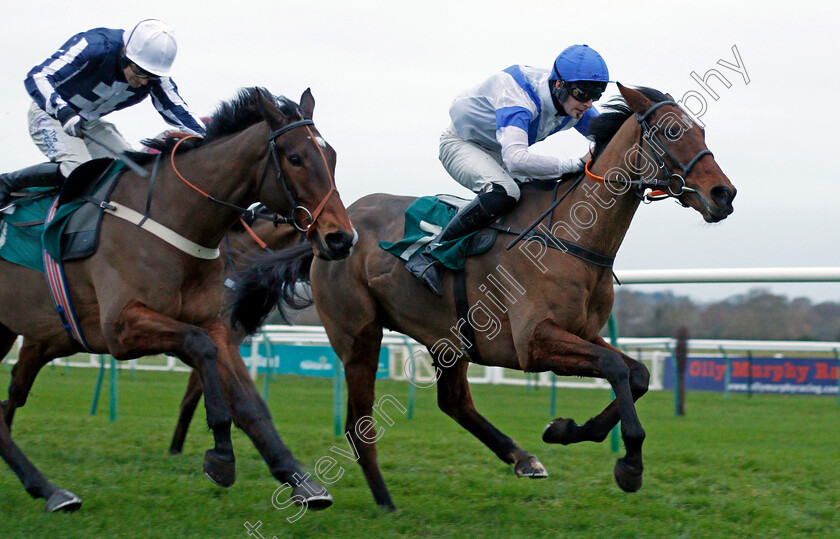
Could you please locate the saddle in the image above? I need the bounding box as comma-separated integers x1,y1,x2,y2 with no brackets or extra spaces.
378,195,500,270
0,159,124,272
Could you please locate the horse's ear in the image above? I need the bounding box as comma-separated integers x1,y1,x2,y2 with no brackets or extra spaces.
617,82,653,115
300,88,315,120
255,87,290,129
254,87,277,115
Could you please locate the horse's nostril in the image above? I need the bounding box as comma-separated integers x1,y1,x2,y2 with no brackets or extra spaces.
710,185,736,206
325,231,352,253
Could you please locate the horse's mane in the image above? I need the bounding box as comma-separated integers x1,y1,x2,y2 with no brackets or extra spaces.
589,87,669,161
129,87,303,164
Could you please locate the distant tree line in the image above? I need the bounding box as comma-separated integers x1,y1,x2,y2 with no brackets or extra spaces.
610,288,840,341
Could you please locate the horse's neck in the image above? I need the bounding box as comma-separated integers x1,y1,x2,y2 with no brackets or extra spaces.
550,122,645,258
520,165,640,259
124,125,269,249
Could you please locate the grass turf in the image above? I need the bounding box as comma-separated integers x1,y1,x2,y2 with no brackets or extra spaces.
0,365,837,538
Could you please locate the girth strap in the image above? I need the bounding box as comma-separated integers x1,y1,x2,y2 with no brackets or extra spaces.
493,224,615,267
453,269,483,364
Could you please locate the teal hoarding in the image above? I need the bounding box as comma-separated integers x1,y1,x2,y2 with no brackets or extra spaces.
241,342,389,379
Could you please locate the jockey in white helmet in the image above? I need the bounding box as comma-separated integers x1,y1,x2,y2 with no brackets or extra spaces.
0,20,205,208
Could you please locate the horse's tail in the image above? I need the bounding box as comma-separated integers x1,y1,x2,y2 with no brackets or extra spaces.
229,242,315,334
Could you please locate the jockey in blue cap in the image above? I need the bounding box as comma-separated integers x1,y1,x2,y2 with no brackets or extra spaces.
0,19,205,208
407,44,610,295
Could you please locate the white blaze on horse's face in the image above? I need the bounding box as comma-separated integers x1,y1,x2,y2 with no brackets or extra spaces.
310,136,327,150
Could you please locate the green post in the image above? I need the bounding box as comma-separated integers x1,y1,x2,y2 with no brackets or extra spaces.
407,369,416,420
720,346,730,399
747,350,753,399
333,358,343,436
666,343,677,416
91,355,105,415
549,373,557,418
401,337,417,420
606,314,620,454
261,333,272,400
109,356,117,422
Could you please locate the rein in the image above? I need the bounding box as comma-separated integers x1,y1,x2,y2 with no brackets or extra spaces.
168,118,338,237
240,218,269,250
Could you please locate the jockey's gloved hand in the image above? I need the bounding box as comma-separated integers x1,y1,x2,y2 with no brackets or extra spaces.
61,115,84,137
56,108,84,137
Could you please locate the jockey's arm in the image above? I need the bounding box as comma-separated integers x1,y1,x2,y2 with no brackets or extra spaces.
24,35,92,122
498,126,583,179
149,80,206,137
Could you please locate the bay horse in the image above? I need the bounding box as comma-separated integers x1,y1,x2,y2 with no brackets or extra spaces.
231,84,736,509
0,87,355,512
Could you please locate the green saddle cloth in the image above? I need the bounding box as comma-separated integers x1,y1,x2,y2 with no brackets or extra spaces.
0,161,124,273
0,190,57,272
378,196,498,270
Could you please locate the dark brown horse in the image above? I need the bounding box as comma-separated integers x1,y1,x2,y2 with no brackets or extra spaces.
231,84,736,509
168,217,302,455
0,87,355,512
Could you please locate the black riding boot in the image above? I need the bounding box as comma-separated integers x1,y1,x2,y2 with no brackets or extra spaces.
0,162,63,209
406,185,516,296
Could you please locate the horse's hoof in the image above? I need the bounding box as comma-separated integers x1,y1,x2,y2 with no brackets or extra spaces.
376,501,397,512
514,456,548,478
292,479,333,511
45,489,82,513
168,447,183,456
542,418,577,445
613,458,643,493
204,449,236,487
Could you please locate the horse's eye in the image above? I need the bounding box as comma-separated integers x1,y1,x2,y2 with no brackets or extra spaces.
288,155,303,167
665,125,682,140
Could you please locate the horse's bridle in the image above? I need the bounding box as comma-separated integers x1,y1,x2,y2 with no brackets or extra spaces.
586,100,713,204
261,119,339,235
170,118,338,237
508,100,714,256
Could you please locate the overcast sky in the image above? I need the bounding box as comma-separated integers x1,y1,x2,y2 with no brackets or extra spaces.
2,0,838,303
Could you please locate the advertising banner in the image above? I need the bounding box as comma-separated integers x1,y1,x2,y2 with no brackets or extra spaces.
663,355,838,395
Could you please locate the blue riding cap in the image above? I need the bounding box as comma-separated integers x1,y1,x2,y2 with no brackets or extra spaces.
551,44,611,83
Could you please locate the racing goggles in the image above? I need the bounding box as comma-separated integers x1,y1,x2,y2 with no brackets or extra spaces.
567,81,607,102
129,62,160,80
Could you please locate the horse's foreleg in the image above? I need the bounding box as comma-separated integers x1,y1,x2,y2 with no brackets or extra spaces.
217,343,332,510
0,324,18,363
111,301,235,487
341,324,395,510
436,356,547,478
523,319,646,493
543,335,649,446
4,343,52,428
169,369,203,455
0,324,19,422
0,408,81,512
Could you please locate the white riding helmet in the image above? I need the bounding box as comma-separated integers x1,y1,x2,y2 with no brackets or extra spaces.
123,19,177,77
